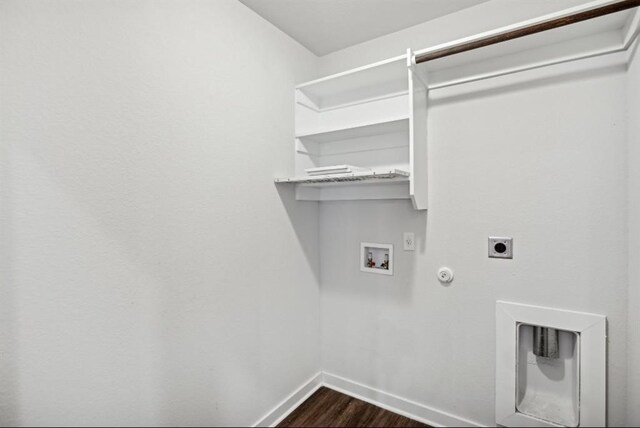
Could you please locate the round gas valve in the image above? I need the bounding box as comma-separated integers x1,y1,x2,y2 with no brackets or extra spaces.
437,267,454,283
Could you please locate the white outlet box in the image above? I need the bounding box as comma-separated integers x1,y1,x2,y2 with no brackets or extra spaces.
360,242,393,275
489,237,513,259
403,232,415,251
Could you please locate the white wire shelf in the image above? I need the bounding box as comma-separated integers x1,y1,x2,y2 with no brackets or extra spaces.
274,169,410,187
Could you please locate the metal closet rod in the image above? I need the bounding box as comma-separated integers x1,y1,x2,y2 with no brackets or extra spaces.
414,0,640,64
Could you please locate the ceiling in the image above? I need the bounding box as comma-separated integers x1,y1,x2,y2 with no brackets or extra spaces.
239,0,489,56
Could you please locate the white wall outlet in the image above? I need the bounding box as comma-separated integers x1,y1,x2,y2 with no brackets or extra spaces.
403,232,415,251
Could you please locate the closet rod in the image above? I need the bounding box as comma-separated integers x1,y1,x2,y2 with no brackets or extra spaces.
414,0,640,64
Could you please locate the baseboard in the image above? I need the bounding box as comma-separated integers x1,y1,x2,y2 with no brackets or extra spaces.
254,371,485,427
253,372,323,427
322,372,485,428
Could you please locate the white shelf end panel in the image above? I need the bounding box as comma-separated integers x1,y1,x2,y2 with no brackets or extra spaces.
408,49,428,211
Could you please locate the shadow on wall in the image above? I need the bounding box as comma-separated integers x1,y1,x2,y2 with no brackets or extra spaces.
0,147,20,426
317,199,429,392
276,184,320,285
429,61,626,107
319,199,428,303
629,35,640,71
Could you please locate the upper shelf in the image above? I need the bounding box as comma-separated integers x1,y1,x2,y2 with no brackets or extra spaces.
296,117,409,143
296,55,409,109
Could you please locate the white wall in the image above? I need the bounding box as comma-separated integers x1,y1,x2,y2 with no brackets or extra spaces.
0,1,320,426
627,36,640,427
317,4,631,426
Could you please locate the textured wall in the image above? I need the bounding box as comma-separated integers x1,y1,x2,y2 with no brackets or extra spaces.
0,1,319,426
627,36,640,427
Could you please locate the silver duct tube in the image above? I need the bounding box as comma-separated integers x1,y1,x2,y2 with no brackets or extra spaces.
533,326,559,359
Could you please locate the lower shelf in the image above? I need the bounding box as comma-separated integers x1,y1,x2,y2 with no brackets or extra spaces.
275,169,417,204
274,169,409,187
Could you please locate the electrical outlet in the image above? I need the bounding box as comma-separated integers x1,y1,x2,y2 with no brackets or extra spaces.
489,237,513,259
403,232,415,251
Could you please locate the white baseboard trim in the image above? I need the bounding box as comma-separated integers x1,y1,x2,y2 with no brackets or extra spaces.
322,372,485,428
253,372,323,427
254,371,485,427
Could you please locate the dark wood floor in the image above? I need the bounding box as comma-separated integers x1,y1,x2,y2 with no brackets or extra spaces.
278,387,430,427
